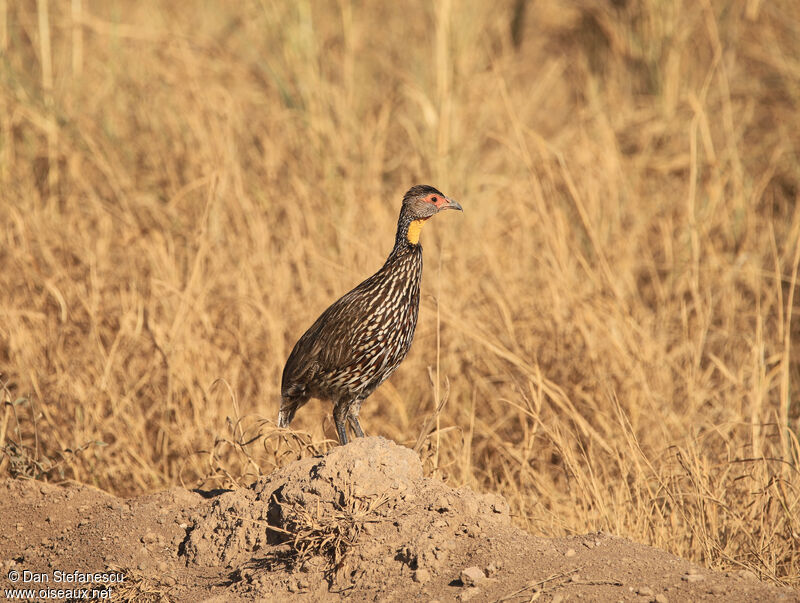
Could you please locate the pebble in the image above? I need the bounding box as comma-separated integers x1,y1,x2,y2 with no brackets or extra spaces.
141,532,158,544
458,588,481,602
413,569,430,584
682,573,704,583
485,562,500,577
637,586,654,596
565,548,576,558
460,566,486,587
654,595,668,603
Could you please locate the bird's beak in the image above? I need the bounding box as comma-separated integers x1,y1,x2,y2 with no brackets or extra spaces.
440,196,463,212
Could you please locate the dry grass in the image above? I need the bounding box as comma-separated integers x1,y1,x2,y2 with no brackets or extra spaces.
265,488,390,584
1,0,799,586
99,565,169,603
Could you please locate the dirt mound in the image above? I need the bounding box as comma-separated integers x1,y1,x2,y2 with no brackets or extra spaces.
182,437,510,596
1,438,797,601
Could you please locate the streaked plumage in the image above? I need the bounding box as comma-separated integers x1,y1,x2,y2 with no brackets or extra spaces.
278,185,462,444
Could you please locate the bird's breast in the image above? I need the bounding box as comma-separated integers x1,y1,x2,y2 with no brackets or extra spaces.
347,250,422,349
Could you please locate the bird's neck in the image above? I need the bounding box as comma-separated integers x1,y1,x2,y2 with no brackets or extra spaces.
383,212,425,282
392,212,427,253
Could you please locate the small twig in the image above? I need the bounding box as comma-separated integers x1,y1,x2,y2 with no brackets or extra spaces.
494,567,582,602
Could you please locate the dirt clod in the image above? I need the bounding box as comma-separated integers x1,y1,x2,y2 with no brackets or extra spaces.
683,573,705,582
460,566,486,586
458,586,482,601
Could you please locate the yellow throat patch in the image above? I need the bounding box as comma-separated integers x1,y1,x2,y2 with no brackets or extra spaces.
407,219,427,244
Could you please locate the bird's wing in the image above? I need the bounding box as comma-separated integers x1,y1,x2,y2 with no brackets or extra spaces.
282,275,380,388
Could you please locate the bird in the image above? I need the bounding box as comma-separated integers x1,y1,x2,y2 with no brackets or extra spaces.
278,185,462,445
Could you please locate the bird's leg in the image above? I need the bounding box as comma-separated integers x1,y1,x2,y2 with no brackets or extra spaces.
332,398,350,445
347,398,365,438
348,416,365,438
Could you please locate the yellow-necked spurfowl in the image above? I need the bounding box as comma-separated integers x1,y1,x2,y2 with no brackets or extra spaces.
278,185,462,444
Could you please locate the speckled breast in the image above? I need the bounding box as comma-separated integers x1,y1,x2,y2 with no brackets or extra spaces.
324,245,423,397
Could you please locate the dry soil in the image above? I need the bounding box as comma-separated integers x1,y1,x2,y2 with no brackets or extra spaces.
1,438,797,602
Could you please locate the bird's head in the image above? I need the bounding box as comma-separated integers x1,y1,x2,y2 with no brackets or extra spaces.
400,184,462,245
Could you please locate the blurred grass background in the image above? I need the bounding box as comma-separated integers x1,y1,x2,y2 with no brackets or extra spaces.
1,0,799,585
